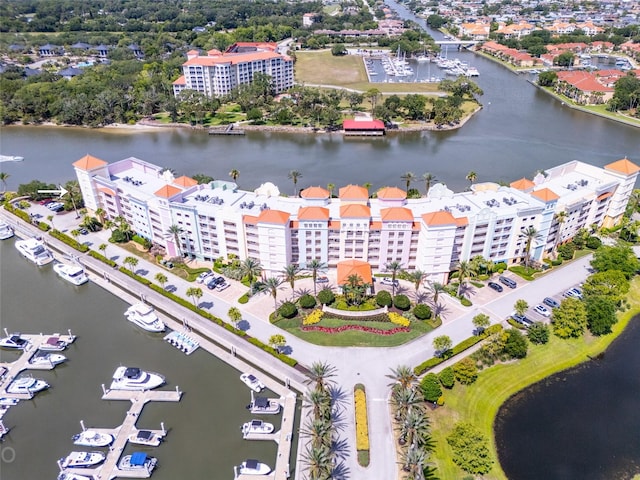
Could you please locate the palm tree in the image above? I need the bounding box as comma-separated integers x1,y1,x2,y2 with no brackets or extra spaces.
305,361,337,392
186,287,203,308
422,172,437,197
123,256,139,273
387,365,417,390
282,264,300,290
405,269,426,297
70,229,80,241
466,170,477,185
240,257,262,289
47,214,54,229
302,444,332,480
363,182,372,196
307,259,327,296
390,384,422,422
385,260,403,296
519,226,543,267
95,208,106,223
305,387,332,420
344,274,366,306
229,169,239,183
155,272,168,289
401,408,431,449
326,183,335,197
553,211,567,256
0,172,10,193
302,418,332,449
228,306,242,326
263,276,283,310
400,445,428,478
98,243,107,257
455,260,475,297
400,172,416,193
268,334,287,352
165,224,185,257
288,170,303,196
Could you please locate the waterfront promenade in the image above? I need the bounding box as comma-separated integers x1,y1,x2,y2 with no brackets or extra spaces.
0,208,596,479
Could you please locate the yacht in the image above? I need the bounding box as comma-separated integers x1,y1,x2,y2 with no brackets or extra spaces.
39,336,69,351
246,395,281,415
59,451,106,469
241,419,274,437
0,334,29,349
129,429,164,447
15,237,54,266
125,303,165,333
72,430,114,447
0,397,19,406
240,373,265,393
0,155,24,162
235,459,272,476
0,221,14,240
29,350,67,367
109,366,165,391
6,377,49,395
53,263,89,286
118,452,158,473
57,473,93,480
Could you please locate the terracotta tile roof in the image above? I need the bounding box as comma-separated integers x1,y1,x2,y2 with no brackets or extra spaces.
257,209,290,225
298,206,330,221
604,158,640,176
531,188,559,203
510,178,535,191
328,220,341,229
172,75,186,85
377,187,406,200
556,71,613,93
73,154,107,170
97,186,115,196
421,211,459,227
597,191,613,201
300,186,330,199
336,259,372,285
370,221,382,229
380,207,414,222
243,215,259,225
456,217,469,227
154,184,182,199
173,176,198,187
340,204,371,218
338,184,368,200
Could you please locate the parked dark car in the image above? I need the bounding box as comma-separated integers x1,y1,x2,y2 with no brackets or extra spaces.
512,314,533,328
488,281,503,292
543,297,560,309
499,275,517,289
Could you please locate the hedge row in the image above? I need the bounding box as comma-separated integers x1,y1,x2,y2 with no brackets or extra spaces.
49,229,89,252
88,250,117,267
4,203,31,223
414,324,503,375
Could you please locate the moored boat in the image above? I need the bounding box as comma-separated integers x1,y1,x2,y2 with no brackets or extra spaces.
0,155,24,162
39,336,69,351
129,429,164,446
15,237,54,266
236,459,272,475
109,366,165,391
0,221,14,240
240,373,265,393
0,398,19,406
29,350,67,367
0,334,29,349
246,395,281,415
125,303,165,333
118,452,157,473
59,451,106,468
57,473,93,480
6,377,49,395
53,263,89,286
241,419,274,437
72,429,114,447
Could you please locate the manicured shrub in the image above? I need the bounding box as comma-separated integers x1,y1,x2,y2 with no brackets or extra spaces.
238,293,249,304
420,373,442,403
557,243,576,260
438,367,455,389
527,322,550,344
453,357,478,385
303,309,323,325
413,303,432,320
551,258,563,266
388,312,410,327
89,250,117,267
376,290,392,307
494,262,507,273
503,328,529,359
49,229,89,252
278,301,298,319
317,287,335,305
393,294,411,311
299,293,317,309
132,234,152,249
38,222,51,232
460,297,472,307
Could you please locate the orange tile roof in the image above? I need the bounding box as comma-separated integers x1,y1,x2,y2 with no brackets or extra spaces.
380,207,414,222
370,221,382,229
604,158,640,176
338,184,368,200
154,184,182,199
298,206,330,221
300,186,330,199
73,154,107,170
97,186,115,196
421,211,459,227
257,209,290,225
340,204,371,218
336,259,372,285
510,178,535,191
531,188,559,202
173,75,186,86
377,186,406,200
291,221,299,228
173,176,198,187
328,220,341,229
243,215,259,225
597,191,613,201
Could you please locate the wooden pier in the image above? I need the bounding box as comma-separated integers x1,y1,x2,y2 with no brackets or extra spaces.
208,124,245,135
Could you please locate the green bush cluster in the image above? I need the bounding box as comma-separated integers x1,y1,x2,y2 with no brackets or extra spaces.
375,290,392,307
420,373,442,403
132,234,152,249
49,229,89,252
393,294,411,311
460,297,472,307
438,367,455,389
38,221,51,231
279,301,298,319
88,250,117,267
299,294,317,309
413,303,432,320
4,202,31,223
238,293,249,304
317,288,335,305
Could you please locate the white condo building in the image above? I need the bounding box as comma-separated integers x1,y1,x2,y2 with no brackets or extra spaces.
73,154,639,284
172,42,294,98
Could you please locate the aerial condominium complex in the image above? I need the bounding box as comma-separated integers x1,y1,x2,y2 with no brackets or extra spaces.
172,42,294,98
74,155,638,284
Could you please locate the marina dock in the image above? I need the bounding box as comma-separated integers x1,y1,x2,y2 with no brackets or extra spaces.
209,124,245,135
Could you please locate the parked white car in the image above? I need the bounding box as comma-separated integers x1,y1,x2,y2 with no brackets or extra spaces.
380,278,399,287
533,304,551,317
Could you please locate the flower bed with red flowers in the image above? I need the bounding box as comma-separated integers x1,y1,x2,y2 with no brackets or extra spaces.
301,324,410,335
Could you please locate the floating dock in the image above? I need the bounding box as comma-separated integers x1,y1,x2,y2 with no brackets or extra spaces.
208,124,245,135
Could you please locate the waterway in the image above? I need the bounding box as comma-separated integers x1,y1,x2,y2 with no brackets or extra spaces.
0,238,278,480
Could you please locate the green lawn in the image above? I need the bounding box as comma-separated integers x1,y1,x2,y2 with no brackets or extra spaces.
428,277,640,479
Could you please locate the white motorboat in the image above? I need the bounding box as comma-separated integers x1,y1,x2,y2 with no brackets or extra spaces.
57,473,93,480
109,366,165,391
236,459,272,475
241,419,274,437
0,334,29,349
6,377,49,395
129,429,164,446
246,395,281,415
125,303,165,332
0,155,24,162
240,373,265,393
29,350,66,367
72,429,114,447
0,397,19,406
0,221,14,240
53,263,89,286
59,451,106,468
164,330,199,355
15,237,54,266
39,336,69,351
0,420,9,439
118,452,158,473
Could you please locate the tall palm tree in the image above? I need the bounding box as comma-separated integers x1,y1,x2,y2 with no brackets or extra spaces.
326,183,335,197
307,259,327,296
466,170,477,185
282,264,300,290
428,281,446,305
185,287,203,308
400,172,416,193
98,243,107,257
422,172,436,197
123,256,139,273
0,172,10,193
263,276,283,310
553,211,567,256
305,388,332,423
386,260,403,296
305,361,337,392
302,418,333,449
288,170,303,196
302,445,332,480
400,445,428,479
155,272,168,289
228,169,239,183
95,207,106,223
228,306,242,326
165,224,185,256
519,226,543,267
455,260,475,297
387,365,417,390
405,270,427,296
401,408,431,450
390,385,422,423
240,257,262,289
